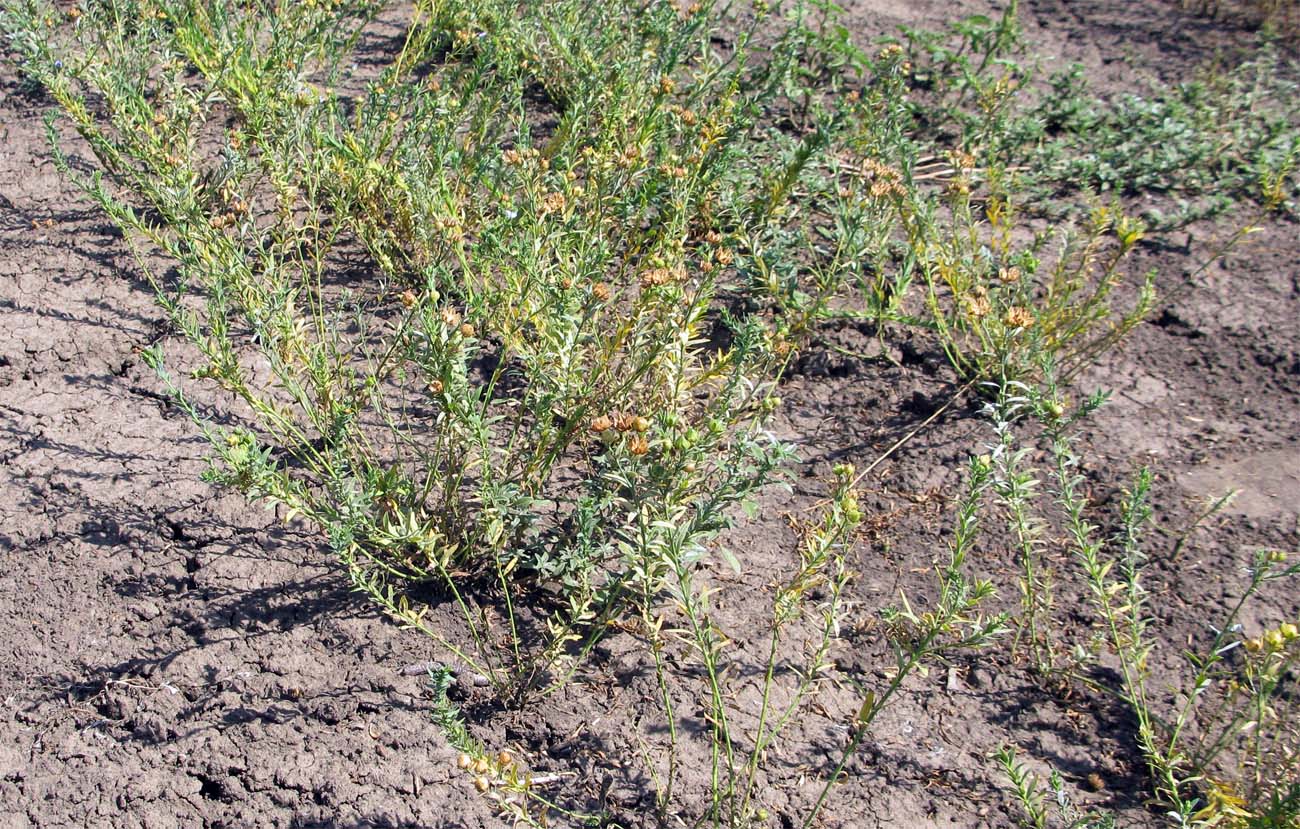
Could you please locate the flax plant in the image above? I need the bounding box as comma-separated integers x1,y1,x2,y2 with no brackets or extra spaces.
985,373,1058,676
623,467,857,827
1040,383,1300,827
803,455,1009,827
1,0,857,702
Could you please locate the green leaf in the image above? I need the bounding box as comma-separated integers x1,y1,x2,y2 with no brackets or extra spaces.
717,546,742,575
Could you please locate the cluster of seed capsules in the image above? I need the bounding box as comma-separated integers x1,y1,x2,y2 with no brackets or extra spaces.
590,411,651,455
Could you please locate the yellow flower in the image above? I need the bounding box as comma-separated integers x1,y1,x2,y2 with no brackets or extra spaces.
1191,779,1253,824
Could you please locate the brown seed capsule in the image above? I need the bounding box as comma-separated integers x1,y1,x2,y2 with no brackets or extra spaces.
473,758,490,775
628,436,649,456
474,775,490,792
640,268,670,288
496,750,513,767
440,307,462,328
456,753,473,770
964,294,992,319
590,415,613,433
459,322,475,338
400,289,417,308
540,191,566,215
1003,306,1034,329
428,380,445,395
592,283,611,301
1086,772,1106,792
633,416,650,433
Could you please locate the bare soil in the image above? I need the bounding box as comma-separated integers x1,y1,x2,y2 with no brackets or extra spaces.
2,1,1297,827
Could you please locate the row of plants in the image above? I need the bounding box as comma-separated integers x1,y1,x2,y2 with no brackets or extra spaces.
2,0,1297,824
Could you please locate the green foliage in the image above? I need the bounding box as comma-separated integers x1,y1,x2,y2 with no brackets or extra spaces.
804,454,1009,827
983,365,1300,829
1008,49,1300,226
2,0,838,700
996,745,1117,829
638,467,861,826
4,0,1299,825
